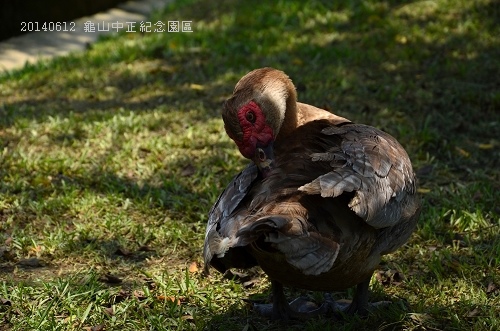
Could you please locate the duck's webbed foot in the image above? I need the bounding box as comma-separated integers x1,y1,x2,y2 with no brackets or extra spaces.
327,277,392,317
252,281,329,320
252,278,392,320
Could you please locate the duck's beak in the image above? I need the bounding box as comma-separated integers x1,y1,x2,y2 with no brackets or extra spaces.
254,143,275,178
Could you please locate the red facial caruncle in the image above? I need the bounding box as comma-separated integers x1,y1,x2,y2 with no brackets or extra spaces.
226,101,274,159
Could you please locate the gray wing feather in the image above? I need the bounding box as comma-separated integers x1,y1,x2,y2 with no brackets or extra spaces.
299,124,416,228
203,164,258,272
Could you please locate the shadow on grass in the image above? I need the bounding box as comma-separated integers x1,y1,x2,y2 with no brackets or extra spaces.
201,289,433,331
203,307,407,331
0,146,239,271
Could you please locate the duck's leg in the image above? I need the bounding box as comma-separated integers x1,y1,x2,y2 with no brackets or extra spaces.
270,280,295,320
344,277,370,315
341,277,392,316
252,280,329,320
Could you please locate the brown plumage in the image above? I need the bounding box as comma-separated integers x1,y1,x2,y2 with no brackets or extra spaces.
204,68,420,320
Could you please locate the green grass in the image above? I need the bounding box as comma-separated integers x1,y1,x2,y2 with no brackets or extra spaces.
1,0,499,330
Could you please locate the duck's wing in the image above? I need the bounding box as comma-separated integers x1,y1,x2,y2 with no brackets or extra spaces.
298,123,419,228
203,163,259,273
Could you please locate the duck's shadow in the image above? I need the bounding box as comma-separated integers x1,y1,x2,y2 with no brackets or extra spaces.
205,302,412,331
203,276,413,331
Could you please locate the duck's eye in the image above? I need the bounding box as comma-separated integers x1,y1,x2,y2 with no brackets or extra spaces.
257,148,266,161
245,111,255,123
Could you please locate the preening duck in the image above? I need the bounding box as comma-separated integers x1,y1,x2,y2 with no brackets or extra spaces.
204,67,420,320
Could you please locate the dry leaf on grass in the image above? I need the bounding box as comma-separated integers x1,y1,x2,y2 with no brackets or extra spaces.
103,306,115,316
156,295,183,305
29,245,42,254
486,282,498,295
188,261,198,273
133,290,147,301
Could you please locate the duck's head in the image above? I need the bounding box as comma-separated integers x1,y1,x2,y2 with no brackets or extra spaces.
222,68,297,177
